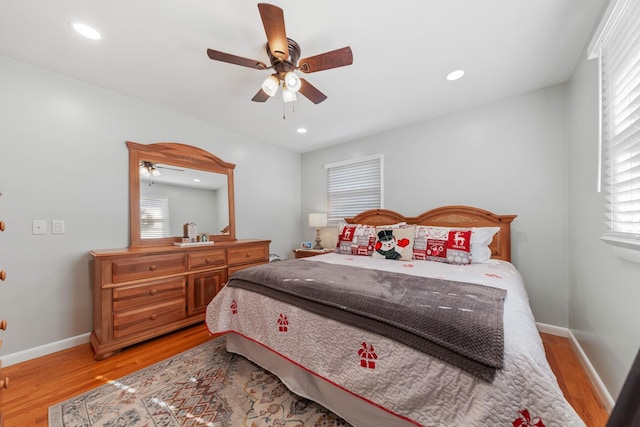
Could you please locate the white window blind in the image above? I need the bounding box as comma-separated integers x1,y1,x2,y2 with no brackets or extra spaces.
325,154,383,223
140,197,171,238
591,0,640,241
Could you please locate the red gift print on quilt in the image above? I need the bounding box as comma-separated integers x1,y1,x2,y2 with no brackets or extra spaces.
278,313,289,332
230,300,238,314
512,409,545,427
358,342,377,369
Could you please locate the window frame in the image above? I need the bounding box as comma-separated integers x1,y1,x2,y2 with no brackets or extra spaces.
325,154,384,224
589,0,640,260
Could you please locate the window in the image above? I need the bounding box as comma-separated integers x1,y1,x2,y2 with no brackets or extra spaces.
589,0,640,249
325,154,384,223
140,196,171,238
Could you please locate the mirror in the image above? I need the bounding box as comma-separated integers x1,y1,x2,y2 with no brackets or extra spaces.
127,141,236,247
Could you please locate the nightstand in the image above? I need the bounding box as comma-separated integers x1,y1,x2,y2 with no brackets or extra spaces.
293,248,334,259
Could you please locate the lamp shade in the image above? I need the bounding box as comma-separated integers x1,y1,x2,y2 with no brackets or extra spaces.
283,71,301,92
282,87,297,103
261,74,279,97
308,213,328,228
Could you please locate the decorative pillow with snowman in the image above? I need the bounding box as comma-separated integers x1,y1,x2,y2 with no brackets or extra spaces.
372,225,415,261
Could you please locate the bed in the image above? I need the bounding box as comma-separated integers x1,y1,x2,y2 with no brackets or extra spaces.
205,206,586,427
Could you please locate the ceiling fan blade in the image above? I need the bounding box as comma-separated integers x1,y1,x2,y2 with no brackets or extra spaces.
298,78,328,104
258,3,288,60
207,49,268,70
251,88,271,102
298,47,353,73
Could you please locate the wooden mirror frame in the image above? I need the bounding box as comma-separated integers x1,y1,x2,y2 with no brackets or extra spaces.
127,141,236,247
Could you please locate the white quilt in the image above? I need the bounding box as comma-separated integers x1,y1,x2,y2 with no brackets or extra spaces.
205,253,586,427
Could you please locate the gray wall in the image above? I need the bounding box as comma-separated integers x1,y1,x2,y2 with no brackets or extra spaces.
0,55,301,356
568,46,640,399
302,84,571,327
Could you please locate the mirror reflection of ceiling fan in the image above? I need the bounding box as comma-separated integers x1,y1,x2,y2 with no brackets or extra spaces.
206,3,353,105
139,161,184,177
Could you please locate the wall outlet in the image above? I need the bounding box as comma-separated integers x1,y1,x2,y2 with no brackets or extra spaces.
32,220,46,235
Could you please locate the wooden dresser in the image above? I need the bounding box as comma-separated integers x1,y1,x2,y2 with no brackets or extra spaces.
90,239,270,360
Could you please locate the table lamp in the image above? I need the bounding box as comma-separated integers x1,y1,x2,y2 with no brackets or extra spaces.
308,213,328,250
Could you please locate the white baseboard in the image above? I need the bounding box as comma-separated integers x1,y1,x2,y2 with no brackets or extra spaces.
1,332,91,367
537,322,615,411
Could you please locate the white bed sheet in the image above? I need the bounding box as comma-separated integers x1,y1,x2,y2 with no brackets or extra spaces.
205,253,586,427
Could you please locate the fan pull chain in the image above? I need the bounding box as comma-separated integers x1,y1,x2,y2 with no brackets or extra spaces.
282,102,296,120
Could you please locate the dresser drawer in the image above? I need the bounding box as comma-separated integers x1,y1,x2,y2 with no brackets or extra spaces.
228,244,268,266
112,253,185,283
113,299,186,339
188,249,226,270
113,277,186,312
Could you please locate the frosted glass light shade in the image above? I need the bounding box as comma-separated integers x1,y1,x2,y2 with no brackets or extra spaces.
284,71,301,92
282,87,297,103
261,75,280,97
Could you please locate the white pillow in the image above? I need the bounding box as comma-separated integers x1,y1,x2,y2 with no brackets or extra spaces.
471,227,500,263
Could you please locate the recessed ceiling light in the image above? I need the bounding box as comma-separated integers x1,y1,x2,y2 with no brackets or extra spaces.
71,22,101,40
193,179,201,182
446,70,465,81
297,128,307,134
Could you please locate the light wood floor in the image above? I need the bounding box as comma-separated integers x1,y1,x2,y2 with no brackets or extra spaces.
1,325,610,426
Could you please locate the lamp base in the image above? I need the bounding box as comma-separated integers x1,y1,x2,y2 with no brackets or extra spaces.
313,228,323,250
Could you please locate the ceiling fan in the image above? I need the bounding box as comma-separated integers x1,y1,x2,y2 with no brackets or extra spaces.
139,161,184,177
206,3,353,104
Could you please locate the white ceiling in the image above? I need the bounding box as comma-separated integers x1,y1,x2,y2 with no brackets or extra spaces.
0,0,607,153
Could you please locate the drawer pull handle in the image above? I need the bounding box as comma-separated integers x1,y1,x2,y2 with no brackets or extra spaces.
205,258,224,265
149,289,158,296
0,221,4,231
0,377,8,389
150,313,158,320
0,319,6,330
0,270,5,281
149,265,157,271
246,253,251,257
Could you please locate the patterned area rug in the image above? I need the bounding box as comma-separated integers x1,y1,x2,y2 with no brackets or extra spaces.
49,336,350,426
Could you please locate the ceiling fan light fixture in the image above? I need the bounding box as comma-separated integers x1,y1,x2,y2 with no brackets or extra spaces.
283,71,301,92
261,74,280,97
139,161,161,177
282,87,297,103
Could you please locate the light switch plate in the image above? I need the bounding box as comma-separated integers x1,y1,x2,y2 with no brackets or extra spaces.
52,220,65,234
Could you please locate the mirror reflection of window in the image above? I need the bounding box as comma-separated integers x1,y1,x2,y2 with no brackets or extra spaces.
140,197,171,238
139,164,225,239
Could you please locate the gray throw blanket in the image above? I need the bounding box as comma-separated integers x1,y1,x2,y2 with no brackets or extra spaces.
229,259,507,382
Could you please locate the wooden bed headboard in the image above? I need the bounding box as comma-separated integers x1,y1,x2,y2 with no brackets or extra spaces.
345,206,517,262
